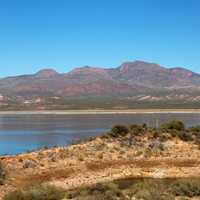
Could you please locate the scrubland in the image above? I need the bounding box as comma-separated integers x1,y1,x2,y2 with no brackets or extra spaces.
1,120,200,199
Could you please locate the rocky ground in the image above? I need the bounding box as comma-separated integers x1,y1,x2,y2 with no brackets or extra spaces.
1,122,200,199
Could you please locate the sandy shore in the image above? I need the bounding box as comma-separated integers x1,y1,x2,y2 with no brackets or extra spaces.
0,109,200,115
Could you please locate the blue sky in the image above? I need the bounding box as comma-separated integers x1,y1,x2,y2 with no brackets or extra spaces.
0,0,200,77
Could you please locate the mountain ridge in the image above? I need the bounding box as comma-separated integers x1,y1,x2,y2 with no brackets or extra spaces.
0,60,200,109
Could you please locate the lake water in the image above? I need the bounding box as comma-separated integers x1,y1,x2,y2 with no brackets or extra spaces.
0,113,200,155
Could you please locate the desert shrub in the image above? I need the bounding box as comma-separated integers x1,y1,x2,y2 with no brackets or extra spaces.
134,188,172,200
177,131,193,142
68,183,126,200
161,120,185,131
195,133,200,146
127,180,173,200
4,184,65,200
0,161,5,185
159,132,172,142
11,179,200,200
109,125,129,137
129,124,143,136
170,130,179,138
151,128,160,138
170,179,200,197
142,123,148,129
188,126,200,133
150,128,170,141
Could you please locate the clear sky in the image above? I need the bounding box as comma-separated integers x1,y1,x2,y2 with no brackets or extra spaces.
0,0,200,77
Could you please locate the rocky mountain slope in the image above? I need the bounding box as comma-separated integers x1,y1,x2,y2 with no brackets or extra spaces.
0,61,200,109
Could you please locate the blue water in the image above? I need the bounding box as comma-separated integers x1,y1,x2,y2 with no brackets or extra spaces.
0,113,200,155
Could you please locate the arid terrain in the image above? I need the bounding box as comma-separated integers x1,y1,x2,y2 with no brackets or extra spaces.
1,121,200,199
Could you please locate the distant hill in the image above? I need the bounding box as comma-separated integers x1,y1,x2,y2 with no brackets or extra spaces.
0,61,200,110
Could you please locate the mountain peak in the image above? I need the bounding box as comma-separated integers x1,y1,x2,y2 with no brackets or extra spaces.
35,69,59,78
118,60,163,73
0,60,200,104
67,66,107,76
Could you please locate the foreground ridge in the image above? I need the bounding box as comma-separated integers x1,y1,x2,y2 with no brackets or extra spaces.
1,121,200,199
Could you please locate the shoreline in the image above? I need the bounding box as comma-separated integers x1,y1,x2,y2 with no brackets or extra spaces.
0,109,200,114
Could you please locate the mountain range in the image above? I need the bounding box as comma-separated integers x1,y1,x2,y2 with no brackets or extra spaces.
0,61,200,110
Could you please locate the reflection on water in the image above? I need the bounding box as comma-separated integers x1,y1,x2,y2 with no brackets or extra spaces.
0,113,200,155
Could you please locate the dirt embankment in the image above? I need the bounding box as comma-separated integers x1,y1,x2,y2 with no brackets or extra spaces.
1,128,200,199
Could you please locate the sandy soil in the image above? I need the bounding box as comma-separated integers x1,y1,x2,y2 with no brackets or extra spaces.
1,132,200,199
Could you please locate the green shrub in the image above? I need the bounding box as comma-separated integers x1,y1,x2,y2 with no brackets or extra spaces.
159,132,172,142
4,185,65,200
0,161,5,185
195,133,200,146
188,126,200,133
177,131,193,142
129,124,143,136
128,180,173,200
151,129,160,138
161,120,185,131
109,125,129,137
68,183,126,200
142,123,148,129
170,179,200,197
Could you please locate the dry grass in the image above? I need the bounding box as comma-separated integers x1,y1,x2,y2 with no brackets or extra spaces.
2,121,200,199
86,159,200,172
13,167,76,187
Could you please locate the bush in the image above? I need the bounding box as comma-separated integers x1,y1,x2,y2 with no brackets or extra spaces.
170,179,200,197
195,133,200,146
159,132,172,142
177,131,193,142
161,120,185,131
128,180,173,200
188,126,200,133
67,183,126,200
0,161,5,185
109,125,129,137
4,185,65,200
129,124,143,136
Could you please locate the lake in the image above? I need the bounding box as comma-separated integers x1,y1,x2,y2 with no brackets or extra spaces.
0,113,200,155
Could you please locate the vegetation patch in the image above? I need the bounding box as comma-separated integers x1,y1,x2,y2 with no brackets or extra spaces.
2,120,200,199
0,161,5,185
170,179,200,197
109,124,129,137
161,120,185,131
129,124,145,136
108,120,200,146
4,185,65,200
4,178,200,200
